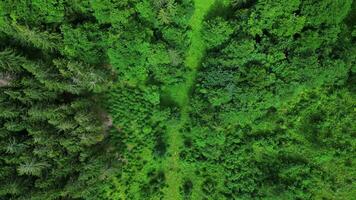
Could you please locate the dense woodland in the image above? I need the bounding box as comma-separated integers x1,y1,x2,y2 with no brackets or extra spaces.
0,0,355,200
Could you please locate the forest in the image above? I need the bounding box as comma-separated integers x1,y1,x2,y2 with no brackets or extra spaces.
0,0,355,199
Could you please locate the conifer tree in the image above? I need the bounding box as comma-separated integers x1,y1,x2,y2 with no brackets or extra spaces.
0,1,118,199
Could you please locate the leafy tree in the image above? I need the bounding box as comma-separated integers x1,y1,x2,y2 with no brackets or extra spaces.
184,0,356,198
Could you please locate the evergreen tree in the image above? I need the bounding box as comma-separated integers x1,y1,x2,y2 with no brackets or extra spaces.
0,1,118,199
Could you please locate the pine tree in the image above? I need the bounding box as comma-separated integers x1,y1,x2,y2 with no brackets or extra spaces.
0,1,117,199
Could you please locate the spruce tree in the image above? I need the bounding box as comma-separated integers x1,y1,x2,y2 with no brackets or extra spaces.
0,1,118,199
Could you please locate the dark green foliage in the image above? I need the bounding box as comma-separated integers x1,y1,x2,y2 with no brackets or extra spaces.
0,1,118,200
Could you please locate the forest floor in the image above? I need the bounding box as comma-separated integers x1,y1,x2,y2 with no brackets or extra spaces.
162,0,216,199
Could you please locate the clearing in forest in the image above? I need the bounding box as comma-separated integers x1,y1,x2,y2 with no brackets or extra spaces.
162,0,217,199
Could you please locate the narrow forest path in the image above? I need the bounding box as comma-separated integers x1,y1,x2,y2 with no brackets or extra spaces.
162,0,216,199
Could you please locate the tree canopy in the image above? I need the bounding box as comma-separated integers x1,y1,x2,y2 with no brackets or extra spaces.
0,0,355,199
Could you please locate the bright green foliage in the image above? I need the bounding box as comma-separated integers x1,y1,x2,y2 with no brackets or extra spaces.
182,0,356,199
61,24,108,64
108,85,172,199
1,0,355,199
100,0,193,87
101,1,196,199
